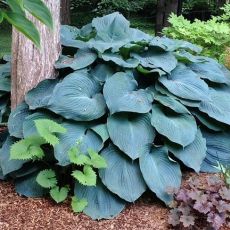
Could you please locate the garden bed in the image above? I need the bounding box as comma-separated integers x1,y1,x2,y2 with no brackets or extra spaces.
0,173,228,230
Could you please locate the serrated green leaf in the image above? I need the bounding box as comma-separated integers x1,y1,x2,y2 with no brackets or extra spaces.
71,196,88,213
50,186,69,203
10,136,46,160
72,165,97,186
36,169,57,188
35,119,67,146
88,148,107,169
68,147,91,165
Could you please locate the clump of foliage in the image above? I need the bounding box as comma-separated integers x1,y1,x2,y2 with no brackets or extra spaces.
163,4,230,67
1,12,230,220
0,0,53,47
168,175,230,229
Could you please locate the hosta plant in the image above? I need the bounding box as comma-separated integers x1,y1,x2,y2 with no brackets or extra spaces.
1,12,230,220
168,175,230,229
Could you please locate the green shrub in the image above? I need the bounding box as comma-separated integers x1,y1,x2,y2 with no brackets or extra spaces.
1,12,230,220
163,5,230,65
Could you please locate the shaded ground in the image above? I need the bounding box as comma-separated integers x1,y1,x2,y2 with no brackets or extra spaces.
0,173,229,230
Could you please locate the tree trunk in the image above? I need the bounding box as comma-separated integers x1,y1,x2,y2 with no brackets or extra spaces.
155,0,179,36
11,0,61,109
61,0,71,24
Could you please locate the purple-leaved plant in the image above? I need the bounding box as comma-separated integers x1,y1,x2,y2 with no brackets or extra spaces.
168,175,230,229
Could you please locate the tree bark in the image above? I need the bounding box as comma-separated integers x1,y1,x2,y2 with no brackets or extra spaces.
11,0,61,109
155,0,179,36
61,0,71,24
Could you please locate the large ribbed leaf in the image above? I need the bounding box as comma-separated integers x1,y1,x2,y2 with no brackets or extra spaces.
25,79,58,110
8,102,31,138
189,58,230,84
151,104,197,147
48,72,106,121
74,180,126,220
139,146,182,204
103,72,154,114
60,25,87,49
165,129,207,172
155,82,201,108
198,89,230,125
15,172,48,197
101,53,139,68
0,137,26,175
99,145,147,202
90,64,114,83
192,110,226,132
54,121,103,166
201,131,230,173
175,51,206,64
0,62,11,78
107,113,155,160
89,12,130,53
55,49,97,70
90,124,109,143
159,64,209,101
131,49,177,73
0,76,10,92
154,94,190,114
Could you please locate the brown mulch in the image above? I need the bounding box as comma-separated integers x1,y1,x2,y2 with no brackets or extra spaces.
0,173,229,230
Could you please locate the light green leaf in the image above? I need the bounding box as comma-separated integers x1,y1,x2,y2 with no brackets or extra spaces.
50,186,69,203
72,165,97,186
71,196,88,213
88,148,107,169
36,169,57,188
68,146,91,165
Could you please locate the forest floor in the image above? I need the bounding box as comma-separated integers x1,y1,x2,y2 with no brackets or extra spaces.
0,173,229,230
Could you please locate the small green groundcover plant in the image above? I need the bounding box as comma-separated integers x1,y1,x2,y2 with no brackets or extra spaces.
0,12,230,220
168,173,230,229
163,4,230,66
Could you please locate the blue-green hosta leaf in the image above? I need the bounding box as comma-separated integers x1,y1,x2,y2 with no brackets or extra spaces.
48,72,106,121
8,102,31,138
154,94,190,114
74,180,126,220
25,79,58,110
103,72,154,114
131,49,177,73
0,136,26,176
0,62,11,78
189,58,230,84
159,37,202,53
15,172,48,197
155,82,201,108
90,124,109,143
89,12,130,53
200,131,230,173
175,51,206,63
54,121,103,166
0,76,10,92
198,89,230,125
99,145,146,202
107,113,155,160
129,28,152,43
101,53,139,68
23,112,57,138
60,25,87,49
151,104,197,147
159,64,210,101
192,110,226,132
55,49,97,70
165,129,207,173
139,146,182,204
90,64,114,83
